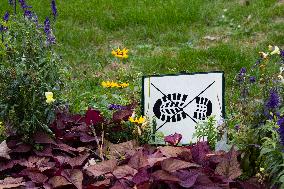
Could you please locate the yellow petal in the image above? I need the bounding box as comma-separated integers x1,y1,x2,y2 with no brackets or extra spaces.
128,117,135,123
268,45,273,51
271,46,280,55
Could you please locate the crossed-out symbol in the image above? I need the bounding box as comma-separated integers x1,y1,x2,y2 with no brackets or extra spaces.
151,81,216,132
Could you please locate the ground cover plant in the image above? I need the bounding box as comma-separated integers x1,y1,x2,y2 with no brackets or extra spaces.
0,0,284,189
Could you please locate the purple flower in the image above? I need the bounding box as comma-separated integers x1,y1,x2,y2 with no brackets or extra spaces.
280,49,284,60
164,133,182,146
44,17,56,45
108,104,127,110
3,12,9,22
24,10,32,19
239,67,246,75
51,0,57,19
19,0,32,9
266,89,280,110
0,25,3,32
234,124,240,131
249,76,256,83
277,117,284,146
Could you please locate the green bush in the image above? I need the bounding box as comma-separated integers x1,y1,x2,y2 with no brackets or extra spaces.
0,10,64,139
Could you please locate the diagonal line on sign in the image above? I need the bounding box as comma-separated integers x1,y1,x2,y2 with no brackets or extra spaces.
155,80,216,131
150,83,197,129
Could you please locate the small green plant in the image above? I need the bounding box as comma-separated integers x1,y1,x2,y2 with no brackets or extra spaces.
0,7,64,139
193,115,218,149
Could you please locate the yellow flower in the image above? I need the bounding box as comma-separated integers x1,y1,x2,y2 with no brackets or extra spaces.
110,82,119,88
259,52,269,59
137,116,145,124
120,83,129,88
268,45,280,55
45,92,55,104
111,47,129,59
260,167,265,172
128,117,135,123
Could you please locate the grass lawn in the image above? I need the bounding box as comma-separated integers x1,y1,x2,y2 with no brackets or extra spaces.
1,0,284,113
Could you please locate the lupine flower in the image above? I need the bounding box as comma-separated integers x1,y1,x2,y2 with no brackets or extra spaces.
277,117,284,146
45,92,55,104
164,133,182,146
266,89,280,110
108,104,127,110
112,48,129,59
3,12,9,22
51,0,57,19
268,45,280,55
249,76,256,83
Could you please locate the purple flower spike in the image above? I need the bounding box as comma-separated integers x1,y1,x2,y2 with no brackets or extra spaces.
164,133,182,146
44,17,56,45
266,89,280,110
3,12,9,22
19,0,32,9
51,0,57,19
277,117,284,146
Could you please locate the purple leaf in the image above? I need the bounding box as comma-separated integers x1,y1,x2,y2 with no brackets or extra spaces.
164,133,182,146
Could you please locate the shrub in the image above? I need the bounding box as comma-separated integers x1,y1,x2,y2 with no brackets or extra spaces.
0,3,64,140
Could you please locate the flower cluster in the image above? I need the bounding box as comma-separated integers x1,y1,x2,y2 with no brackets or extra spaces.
51,0,57,19
128,116,146,124
101,81,129,88
111,47,129,59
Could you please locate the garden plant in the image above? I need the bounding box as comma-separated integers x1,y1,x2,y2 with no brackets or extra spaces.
0,0,284,189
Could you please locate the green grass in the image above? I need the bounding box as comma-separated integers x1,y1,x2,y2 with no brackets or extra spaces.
1,0,284,113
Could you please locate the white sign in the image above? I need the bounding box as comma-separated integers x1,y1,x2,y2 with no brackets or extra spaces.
143,72,224,144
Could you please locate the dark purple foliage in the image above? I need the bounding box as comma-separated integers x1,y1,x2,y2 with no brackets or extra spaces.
85,107,103,126
190,142,211,165
164,133,182,146
266,89,280,110
51,0,57,19
277,117,284,146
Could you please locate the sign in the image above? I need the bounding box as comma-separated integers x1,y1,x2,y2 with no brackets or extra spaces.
142,72,224,144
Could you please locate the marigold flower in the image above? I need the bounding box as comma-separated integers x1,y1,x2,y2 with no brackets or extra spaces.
45,92,55,104
112,47,129,59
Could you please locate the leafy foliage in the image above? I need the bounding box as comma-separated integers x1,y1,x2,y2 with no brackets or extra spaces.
0,8,65,139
